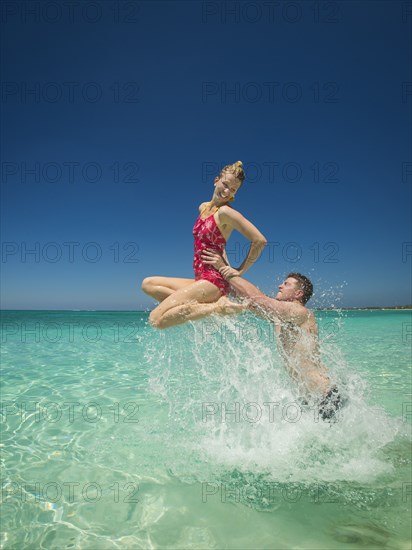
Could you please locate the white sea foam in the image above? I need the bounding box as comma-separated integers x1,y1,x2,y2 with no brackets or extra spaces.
147,313,407,485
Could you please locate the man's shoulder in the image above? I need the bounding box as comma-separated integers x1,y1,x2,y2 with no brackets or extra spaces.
304,306,314,317
283,302,312,324
300,304,315,320
284,301,308,313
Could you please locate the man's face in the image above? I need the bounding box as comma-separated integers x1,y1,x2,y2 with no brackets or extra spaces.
276,277,303,302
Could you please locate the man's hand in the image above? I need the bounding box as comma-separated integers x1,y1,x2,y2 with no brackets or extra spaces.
220,266,241,280
201,249,227,271
202,249,241,279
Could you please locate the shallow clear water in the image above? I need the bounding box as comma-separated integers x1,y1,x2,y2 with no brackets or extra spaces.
1,310,411,549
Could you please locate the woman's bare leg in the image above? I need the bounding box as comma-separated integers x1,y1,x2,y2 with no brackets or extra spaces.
141,276,194,302
149,280,221,329
158,297,247,327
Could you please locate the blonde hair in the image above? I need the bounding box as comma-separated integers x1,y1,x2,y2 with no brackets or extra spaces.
221,160,245,186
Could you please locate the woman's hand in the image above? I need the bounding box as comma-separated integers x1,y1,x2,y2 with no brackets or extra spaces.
201,249,227,270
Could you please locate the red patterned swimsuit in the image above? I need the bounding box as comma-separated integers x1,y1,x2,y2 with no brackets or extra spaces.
192,213,231,296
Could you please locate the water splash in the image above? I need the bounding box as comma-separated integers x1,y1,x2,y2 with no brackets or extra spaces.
147,313,408,485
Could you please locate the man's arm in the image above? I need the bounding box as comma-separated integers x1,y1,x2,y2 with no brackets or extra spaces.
201,249,307,324
228,276,302,323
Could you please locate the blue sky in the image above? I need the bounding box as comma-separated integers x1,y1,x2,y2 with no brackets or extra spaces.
1,0,411,310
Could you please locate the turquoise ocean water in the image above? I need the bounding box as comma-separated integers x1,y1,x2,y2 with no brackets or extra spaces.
1,309,411,549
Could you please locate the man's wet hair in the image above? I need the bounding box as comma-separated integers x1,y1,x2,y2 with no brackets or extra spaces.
287,272,313,304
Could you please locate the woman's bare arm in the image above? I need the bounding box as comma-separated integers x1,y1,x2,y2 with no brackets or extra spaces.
218,206,267,275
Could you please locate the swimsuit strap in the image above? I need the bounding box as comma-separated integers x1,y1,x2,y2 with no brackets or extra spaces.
200,202,216,216
200,201,221,217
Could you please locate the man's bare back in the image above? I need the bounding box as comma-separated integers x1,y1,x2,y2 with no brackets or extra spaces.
275,308,331,398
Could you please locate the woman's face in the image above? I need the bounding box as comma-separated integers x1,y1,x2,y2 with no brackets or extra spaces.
213,172,241,203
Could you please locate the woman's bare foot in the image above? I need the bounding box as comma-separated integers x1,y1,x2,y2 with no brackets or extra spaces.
216,296,246,315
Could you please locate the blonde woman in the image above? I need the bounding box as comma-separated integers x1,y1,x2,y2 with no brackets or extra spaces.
141,161,267,329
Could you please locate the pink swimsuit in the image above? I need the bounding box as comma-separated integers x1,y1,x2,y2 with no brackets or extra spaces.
193,214,231,296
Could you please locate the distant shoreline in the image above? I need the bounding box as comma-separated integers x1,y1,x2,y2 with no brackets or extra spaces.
316,308,412,312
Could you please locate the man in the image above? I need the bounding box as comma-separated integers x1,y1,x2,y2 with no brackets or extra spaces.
201,249,343,422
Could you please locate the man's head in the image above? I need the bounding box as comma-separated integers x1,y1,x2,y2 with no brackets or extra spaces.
276,273,313,305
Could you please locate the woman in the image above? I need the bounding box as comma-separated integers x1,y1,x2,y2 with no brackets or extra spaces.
141,161,267,329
